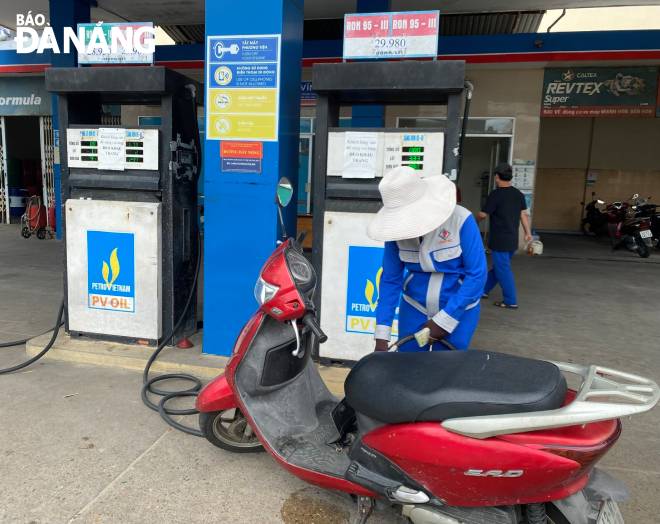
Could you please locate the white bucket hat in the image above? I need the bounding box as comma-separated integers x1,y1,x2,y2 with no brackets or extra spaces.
367,167,457,242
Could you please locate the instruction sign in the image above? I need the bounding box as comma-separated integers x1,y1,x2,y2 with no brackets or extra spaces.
343,132,379,179
346,246,399,335
87,231,135,313
542,67,658,117
511,160,536,190
343,10,439,60
98,128,127,171
220,141,263,173
207,34,280,142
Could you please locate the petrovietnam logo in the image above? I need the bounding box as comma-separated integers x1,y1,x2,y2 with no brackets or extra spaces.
87,231,135,313
346,245,398,336
101,248,122,289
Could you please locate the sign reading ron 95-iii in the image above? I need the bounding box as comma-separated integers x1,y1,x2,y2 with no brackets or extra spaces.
343,10,439,60
542,67,658,117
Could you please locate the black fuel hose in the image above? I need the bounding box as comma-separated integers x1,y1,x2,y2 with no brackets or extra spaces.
0,300,65,375
140,232,203,437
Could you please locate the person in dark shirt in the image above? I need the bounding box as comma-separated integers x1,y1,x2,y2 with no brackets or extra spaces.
477,163,532,309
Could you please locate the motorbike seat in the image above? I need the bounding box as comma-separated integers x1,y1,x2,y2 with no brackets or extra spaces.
344,351,567,425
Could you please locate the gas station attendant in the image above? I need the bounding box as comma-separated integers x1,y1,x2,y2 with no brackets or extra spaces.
369,167,487,352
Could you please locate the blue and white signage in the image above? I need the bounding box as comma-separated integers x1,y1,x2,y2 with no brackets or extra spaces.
345,245,399,335
209,36,279,63
206,34,281,142
87,231,135,312
209,63,279,89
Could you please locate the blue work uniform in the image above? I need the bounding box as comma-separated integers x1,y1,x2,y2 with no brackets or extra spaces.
375,206,487,351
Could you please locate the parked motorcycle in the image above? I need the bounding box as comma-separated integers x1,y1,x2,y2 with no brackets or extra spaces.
631,196,660,250
196,178,658,524
608,195,653,258
581,193,609,236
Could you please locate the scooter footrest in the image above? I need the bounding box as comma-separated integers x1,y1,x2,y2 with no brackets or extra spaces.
346,461,400,495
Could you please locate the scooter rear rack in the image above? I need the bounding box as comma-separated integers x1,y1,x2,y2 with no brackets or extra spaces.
442,362,660,439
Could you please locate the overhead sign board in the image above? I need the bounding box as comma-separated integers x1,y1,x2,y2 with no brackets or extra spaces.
206,34,281,142
542,67,658,117
0,77,51,116
343,10,439,60
77,22,154,65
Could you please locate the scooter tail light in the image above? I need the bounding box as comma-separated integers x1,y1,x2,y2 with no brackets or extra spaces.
541,420,622,474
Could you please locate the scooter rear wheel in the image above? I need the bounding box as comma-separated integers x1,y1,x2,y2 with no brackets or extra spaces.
200,409,263,453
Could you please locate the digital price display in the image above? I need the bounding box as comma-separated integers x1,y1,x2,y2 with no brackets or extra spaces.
401,146,424,171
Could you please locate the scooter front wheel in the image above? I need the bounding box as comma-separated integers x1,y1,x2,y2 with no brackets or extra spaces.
200,408,263,453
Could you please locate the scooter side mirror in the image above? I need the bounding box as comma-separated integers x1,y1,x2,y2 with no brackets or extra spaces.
597,199,605,205
276,177,294,208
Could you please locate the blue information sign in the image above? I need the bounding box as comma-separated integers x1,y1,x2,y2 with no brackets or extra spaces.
209,63,278,89
208,36,279,63
221,158,262,173
206,33,281,142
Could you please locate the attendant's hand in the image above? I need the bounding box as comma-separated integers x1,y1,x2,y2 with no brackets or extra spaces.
374,339,389,352
424,320,449,342
525,233,533,242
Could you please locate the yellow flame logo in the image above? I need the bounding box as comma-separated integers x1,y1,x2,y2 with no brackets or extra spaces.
364,267,383,312
101,248,120,287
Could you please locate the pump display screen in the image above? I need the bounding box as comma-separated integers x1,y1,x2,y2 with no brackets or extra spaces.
67,128,158,170
401,145,426,169
327,130,444,179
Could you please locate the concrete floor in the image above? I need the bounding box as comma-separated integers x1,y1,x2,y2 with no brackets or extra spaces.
1,224,659,523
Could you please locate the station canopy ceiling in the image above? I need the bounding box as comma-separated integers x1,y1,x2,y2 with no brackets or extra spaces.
2,0,660,43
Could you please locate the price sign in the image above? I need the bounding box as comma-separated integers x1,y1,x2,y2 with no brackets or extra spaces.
343,10,439,60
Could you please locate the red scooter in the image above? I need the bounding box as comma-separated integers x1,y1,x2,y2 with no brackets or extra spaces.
196,179,658,524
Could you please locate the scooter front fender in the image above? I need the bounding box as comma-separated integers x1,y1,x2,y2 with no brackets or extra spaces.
196,373,237,413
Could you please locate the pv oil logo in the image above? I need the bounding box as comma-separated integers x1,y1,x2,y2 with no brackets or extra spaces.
345,246,398,335
87,231,135,313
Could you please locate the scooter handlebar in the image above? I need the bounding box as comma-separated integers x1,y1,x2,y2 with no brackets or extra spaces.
302,313,327,344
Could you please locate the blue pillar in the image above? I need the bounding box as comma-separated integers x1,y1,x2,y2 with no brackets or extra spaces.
351,0,390,127
49,0,89,239
203,0,303,355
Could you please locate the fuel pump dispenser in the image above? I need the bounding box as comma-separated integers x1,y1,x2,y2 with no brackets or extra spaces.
311,60,467,362
46,67,201,345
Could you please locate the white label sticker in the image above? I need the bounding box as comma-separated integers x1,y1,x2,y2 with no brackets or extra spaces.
98,128,127,171
342,132,379,179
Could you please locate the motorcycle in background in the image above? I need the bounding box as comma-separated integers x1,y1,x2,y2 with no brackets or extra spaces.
195,177,659,524
631,196,660,250
608,194,653,258
581,193,609,236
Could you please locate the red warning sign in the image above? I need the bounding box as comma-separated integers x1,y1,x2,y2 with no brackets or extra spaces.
220,141,263,159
